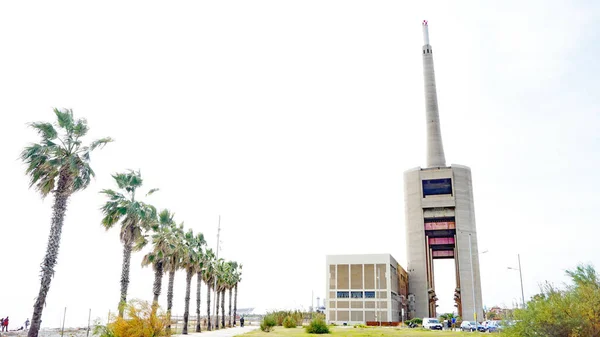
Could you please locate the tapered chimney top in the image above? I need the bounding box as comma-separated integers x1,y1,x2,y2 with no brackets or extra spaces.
422,20,430,45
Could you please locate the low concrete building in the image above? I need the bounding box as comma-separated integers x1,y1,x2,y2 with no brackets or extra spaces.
325,254,408,325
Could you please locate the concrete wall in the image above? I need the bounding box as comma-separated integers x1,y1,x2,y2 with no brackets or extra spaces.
452,165,483,321
325,254,403,324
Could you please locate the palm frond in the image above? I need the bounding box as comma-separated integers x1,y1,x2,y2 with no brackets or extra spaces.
54,108,74,131
146,188,159,197
89,137,113,151
29,122,57,140
72,118,89,137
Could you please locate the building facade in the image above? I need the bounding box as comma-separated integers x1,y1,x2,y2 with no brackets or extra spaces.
403,21,483,321
325,254,408,325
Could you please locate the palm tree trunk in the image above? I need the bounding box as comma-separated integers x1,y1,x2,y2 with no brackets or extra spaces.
195,272,202,332
221,289,225,329
206,282,212,331
233,283,238,327
228,288,232,327
215,289,220,330
166,270,175,333
182,269,193,334
118,241,133,317
151,261,163,315
28,173,71,337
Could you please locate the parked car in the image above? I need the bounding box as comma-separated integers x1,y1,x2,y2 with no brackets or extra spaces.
485,321,504,333
423,318,443,330
460,321,478,332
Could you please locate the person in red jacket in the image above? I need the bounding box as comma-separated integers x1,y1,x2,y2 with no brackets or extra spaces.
2,316,8,331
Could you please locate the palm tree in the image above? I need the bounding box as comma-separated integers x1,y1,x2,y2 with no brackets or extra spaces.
100,170,158,317
217,260,230,329
195,240,209,332
141,209,176,314
233,264,242,327
201,249,216,331
21,109,112,337
226,261,240,327
164,223,185,333
181,230,206,334
213,258,225,330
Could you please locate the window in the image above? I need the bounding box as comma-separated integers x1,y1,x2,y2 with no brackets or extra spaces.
365,291,376,298
337,291,349,298
351,291,363,298
422,178,452,196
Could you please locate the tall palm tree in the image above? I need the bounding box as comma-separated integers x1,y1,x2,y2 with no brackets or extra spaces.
100,170,158,317
164,223,185,333
181,230,206,335
233,264,242,327
141,209,176,314
201,249,216,331
21,108,112,337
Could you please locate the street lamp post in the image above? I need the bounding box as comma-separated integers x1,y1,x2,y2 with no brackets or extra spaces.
508,254,525,308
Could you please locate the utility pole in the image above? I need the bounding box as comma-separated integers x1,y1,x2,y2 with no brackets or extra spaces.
213,215,221,329
60,307,66,337
518,254,525,308
508,254,526,309
86,309,91,337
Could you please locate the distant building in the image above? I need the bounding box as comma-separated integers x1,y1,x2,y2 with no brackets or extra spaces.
325,254,408,325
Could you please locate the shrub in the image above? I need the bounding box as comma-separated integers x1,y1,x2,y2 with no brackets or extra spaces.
265,310,306,326
260,315,276,332
353,323,367,328
94,300,169,337
283,315,297,328
305,318,330,334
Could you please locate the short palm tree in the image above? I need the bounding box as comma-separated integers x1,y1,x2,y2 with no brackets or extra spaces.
217,260,230,329
233,264,242,327
21,109,112,337
226,261,240,327
164,222,185,333
213,258,225,330
195,239,209,332
201,249,216,331
181,230,206,334
100,170,158,317
141,209,176,313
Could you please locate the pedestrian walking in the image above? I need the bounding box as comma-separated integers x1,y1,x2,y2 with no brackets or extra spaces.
25,318,30,330
2,316,9,331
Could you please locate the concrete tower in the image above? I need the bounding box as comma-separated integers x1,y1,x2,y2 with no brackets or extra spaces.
404,20,483,321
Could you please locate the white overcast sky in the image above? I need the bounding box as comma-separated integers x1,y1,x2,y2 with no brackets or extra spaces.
1,0,599,328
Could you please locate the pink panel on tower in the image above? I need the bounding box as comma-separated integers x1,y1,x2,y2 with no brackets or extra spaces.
432,250,454,258
424,221,456,230
428,237,455,245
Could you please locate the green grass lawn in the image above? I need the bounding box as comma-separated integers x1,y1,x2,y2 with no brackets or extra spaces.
237,326,477,337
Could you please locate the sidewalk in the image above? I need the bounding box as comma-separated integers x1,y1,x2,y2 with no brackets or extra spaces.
173,326,259,337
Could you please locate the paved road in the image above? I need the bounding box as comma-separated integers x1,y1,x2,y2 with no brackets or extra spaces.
173,326,259,337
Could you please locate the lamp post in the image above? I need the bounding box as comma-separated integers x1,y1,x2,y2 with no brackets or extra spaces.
507,254,525,308
376,274,380,326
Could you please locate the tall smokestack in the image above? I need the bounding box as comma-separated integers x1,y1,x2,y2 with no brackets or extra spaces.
422,20,446,167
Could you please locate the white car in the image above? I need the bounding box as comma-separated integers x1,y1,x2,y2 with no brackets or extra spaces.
423,317,443,330
460,321,478,332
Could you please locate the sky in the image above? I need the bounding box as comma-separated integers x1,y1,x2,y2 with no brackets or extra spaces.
1,0,599,329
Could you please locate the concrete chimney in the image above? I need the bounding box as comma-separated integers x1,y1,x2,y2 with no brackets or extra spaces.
422,20,447,168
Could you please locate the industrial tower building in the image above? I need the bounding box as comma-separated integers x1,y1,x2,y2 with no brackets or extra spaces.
404,21,483,321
